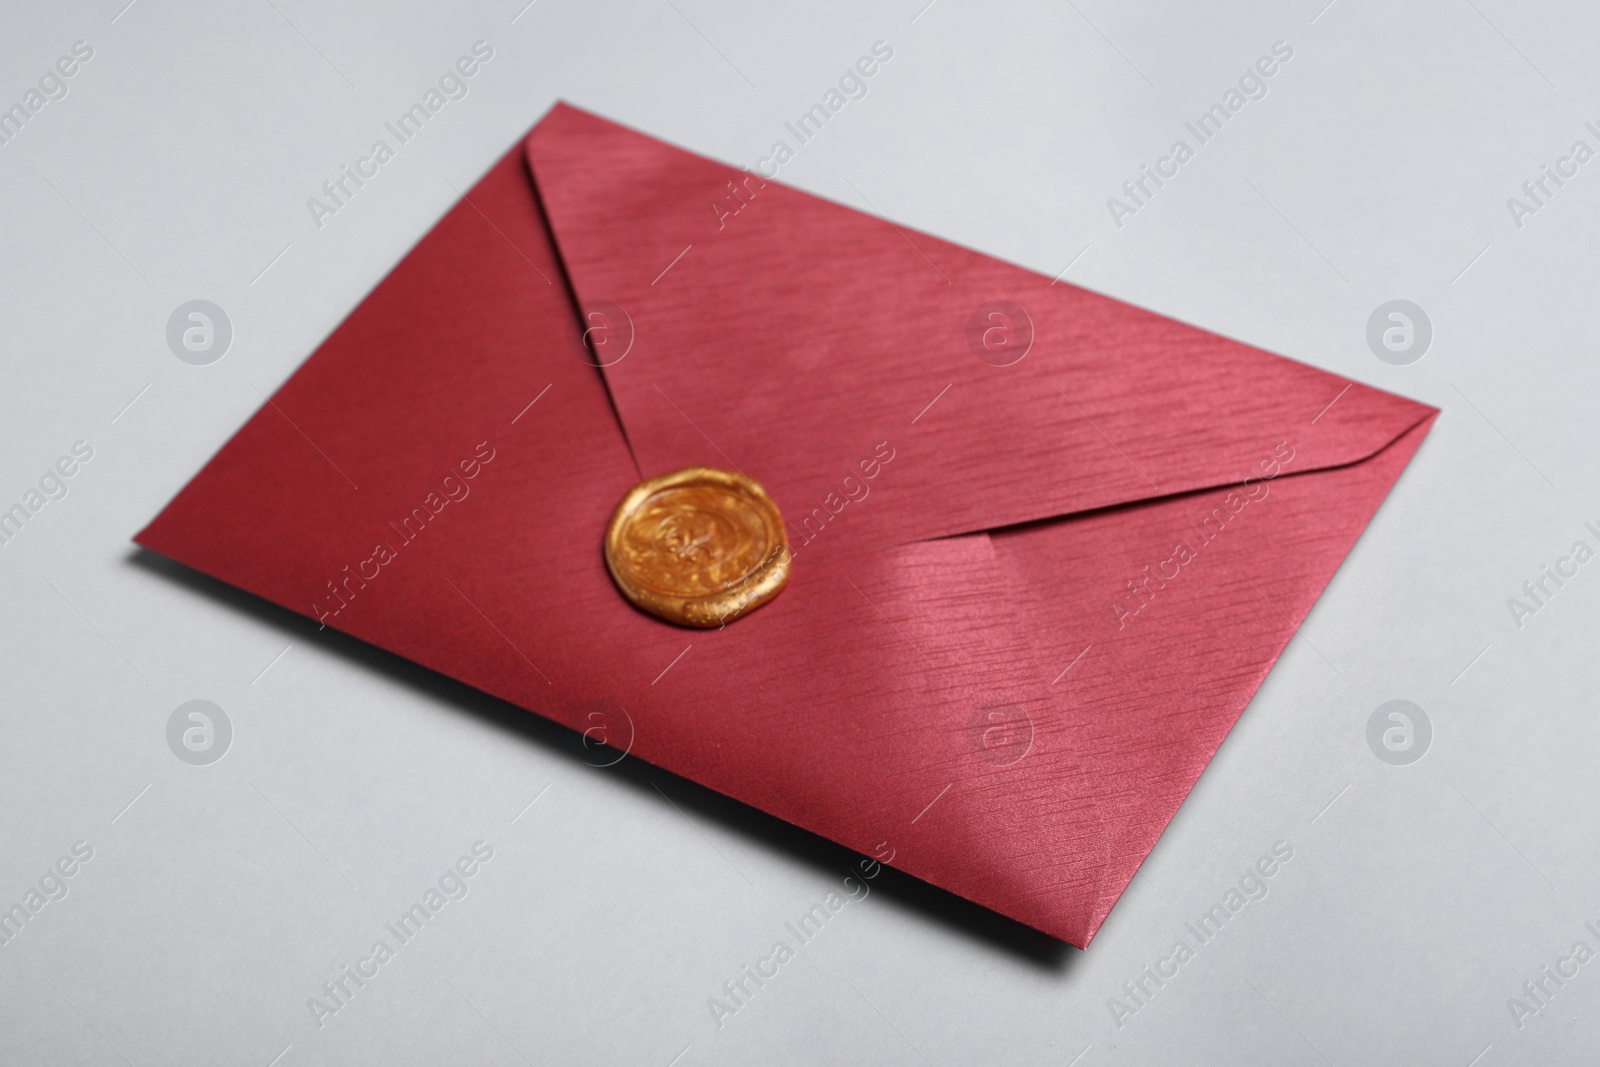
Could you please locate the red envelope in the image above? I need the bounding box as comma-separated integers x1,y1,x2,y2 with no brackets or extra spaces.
135,104,1435,946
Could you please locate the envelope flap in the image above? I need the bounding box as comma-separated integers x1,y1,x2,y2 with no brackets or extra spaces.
526,103,1434,559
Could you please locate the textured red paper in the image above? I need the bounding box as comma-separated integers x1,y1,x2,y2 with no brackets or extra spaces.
135,104,1435,946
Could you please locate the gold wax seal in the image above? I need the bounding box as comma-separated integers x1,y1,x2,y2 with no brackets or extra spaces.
604,467,790,628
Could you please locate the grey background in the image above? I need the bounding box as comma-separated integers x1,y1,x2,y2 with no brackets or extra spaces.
0,0,1595,1063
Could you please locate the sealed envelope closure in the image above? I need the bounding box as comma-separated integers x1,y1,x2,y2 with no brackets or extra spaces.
604,467,790,628
135,103,1437,947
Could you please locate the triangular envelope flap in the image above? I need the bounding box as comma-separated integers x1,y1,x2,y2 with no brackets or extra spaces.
998,415,1434,942
133,144,1113,944
526,103,1433,560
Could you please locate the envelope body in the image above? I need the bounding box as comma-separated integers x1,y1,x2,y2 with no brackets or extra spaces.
136,104,1435,946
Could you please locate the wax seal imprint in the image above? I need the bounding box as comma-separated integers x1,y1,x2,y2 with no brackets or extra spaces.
604,467,790,628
